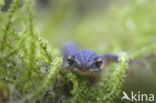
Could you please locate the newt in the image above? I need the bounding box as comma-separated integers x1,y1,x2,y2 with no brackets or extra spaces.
62,43,119,77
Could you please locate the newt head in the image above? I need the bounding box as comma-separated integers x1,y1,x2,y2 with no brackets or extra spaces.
62,50,105,76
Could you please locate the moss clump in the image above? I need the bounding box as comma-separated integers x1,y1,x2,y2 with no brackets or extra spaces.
0,0,62,102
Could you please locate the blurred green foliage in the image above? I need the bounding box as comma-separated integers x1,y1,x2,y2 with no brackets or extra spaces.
40,0,155,54
0,0,156,103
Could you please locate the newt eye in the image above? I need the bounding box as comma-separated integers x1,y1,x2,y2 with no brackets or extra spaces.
67,55,75,65
95,57,103,67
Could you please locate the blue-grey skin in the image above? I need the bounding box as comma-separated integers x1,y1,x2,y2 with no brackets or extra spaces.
62,43,118,76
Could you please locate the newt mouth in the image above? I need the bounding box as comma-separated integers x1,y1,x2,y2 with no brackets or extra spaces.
71,68,102,76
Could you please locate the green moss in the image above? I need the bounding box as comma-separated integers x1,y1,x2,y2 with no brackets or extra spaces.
100,52,128,102
0,0,62,102
0,0,20,52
